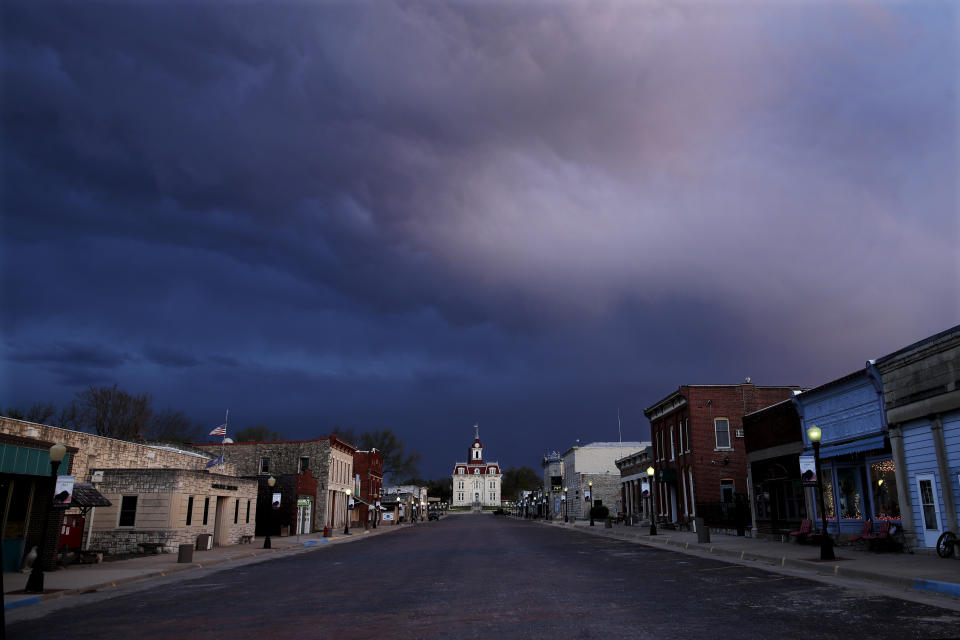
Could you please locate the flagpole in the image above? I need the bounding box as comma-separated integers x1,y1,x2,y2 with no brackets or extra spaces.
219,409,229,470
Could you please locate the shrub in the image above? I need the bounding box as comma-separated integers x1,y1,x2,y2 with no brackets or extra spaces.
590,505,610,520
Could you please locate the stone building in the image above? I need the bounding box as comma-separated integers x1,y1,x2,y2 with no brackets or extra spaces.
645,383,799,527
451,425,502,508
194,435,357,532
542,451,564,520
0,416,232,567
561,442,647,521
89,468,257,554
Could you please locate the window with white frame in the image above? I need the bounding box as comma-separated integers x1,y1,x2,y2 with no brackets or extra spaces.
678,422,684,454
715,418,731,449
670,427,675,460
685,419,691,453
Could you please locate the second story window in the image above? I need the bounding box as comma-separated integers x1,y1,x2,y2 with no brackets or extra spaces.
670,427,675,460
299,457,309,473
715,418,731,449
260,457,270,474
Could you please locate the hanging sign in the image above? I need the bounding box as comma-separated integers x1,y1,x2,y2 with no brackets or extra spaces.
54,476,75,507
272,492,282,508
799,456,817,485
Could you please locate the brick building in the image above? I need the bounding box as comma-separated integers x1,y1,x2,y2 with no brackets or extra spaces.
644,383,800,527
742,399,806,536
194,435,357,532
352,448,383,527
616,446,653,523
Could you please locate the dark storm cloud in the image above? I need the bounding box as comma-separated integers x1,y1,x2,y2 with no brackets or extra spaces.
7,341,130,369
142,345,200,369
1,1,957,475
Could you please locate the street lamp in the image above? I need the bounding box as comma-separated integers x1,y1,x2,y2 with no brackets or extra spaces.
588,481,594,526
807,425,835,561
563,487,568,523
345,489,352,535
24,443,67,593
647,467,657,536
263,476,277,549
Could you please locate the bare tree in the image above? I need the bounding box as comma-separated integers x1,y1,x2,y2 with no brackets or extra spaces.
148,407,202,444
25,402,58,425
233,425,283,442
75,384,153,440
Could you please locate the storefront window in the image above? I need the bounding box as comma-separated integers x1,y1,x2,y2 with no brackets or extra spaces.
821,473,835,519
869,459,899,520
836,467,862,519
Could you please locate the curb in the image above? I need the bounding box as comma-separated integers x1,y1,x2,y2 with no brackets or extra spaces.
4,527,399,611
549,520,960,601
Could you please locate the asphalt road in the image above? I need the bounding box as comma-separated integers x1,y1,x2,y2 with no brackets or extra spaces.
7,515,960,639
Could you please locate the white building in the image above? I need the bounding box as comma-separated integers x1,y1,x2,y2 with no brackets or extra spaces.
562,441,648,520
451,426,502,507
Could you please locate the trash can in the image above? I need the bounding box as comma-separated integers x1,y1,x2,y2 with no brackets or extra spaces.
178,544,194,563
695,517,710,543
196,533,212,550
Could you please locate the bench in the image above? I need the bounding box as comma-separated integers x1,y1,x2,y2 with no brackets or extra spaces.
239,534,254,544
848,519,874,543
137,542,165,554
789,519,813,543
863,521,901,552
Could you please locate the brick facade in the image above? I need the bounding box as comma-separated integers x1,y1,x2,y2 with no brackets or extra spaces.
353,449,383,526
645,384,799,525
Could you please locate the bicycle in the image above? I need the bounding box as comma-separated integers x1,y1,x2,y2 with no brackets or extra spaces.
936,530,957,558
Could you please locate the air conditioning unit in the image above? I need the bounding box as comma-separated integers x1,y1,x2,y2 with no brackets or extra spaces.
90,470,104,483
735,429,744,438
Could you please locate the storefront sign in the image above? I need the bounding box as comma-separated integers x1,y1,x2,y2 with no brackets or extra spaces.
272,492,282,508
799,456,816,485
382,512,395,521
297,498,311,507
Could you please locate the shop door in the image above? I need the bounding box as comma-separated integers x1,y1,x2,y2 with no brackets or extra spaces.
213,497,228,547
916,473,942,547
297,500,312,535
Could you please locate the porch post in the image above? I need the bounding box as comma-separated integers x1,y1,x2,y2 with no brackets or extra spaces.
887,424,917,548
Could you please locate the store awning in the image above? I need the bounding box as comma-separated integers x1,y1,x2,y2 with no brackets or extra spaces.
815,434,887,458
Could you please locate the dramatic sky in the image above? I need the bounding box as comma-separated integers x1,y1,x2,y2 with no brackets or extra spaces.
1,1,957,478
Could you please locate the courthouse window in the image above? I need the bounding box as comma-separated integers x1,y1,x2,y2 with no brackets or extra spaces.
186,496,194,526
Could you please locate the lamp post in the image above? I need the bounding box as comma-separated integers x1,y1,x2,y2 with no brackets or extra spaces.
344,489,352,535
588,481,594,526
24,443,67,594
807,425,835,561
263,476,277,549
647,467,657,536
563,487,568,523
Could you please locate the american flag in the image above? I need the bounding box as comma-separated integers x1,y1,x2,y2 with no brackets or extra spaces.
209,424,227,437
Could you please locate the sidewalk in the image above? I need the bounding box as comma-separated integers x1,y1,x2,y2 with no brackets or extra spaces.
544,518,960,601
3,524,404,612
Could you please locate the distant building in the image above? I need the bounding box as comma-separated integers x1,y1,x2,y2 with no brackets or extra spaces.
561,441,648,521
542,451,564,519
451,425,502,508
352,448,384,527
616,446,653,523
194,435,356,533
